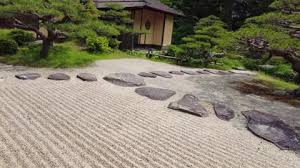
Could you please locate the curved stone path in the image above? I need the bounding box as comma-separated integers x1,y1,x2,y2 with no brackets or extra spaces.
0,59,299,168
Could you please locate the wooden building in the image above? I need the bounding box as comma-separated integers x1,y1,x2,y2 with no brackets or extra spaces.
94,0,182,49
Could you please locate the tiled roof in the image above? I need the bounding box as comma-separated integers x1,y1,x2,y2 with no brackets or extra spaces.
93,0,182,15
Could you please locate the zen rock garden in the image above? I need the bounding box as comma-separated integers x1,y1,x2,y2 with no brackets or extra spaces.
13,69,300,151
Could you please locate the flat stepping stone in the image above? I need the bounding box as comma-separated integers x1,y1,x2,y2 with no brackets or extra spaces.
135,87,176,100
217,70,233,75
196,70,210,74
242,110,300,150
103,73,145,87
181,70,199,75
169,71,184,75
213,103,235,121
48,73,70,81
168,94,208,117
150,71,173,78
77,73,97,82
15,73,41,80
138,72,157,78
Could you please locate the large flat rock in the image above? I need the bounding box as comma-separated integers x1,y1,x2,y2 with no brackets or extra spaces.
104,73,146,87
77,73,97,82
48,73,70,81
169,71,184,75
135,87,176,100
168,94,208,117
15,73,41,80
196,70,210,74
138,72,157,78
150,71,173,78
242,110,300,150
181,70,199,75
213,103,235,121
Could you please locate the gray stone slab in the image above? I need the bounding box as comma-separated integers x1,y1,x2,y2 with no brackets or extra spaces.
15,73,41,80
135,87,176,100
168,94,209,117
243,110,300,150
138,72,157,78
169,71,184,75
150,71,173,78
103,73,146,87
181,70,199,75
213,103,235,121
77,73,97,82
48,73,70,81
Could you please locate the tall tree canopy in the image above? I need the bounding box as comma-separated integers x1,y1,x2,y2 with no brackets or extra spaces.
161,0,274,43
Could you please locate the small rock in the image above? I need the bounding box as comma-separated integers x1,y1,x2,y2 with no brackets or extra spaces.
77,73,97,82
242,110,300,150
138,72,157,78
168,94,208,117
48,73,70,81
181,70,199,75
15,73,41,80
103,73,145,87
213,103,235,121
150,71,173,78
169,71,184,75
135,87,176,100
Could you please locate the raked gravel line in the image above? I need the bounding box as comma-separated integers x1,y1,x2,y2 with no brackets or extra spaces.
0,59,299,168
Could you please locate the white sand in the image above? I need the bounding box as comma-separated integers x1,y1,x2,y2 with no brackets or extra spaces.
0,59,299,168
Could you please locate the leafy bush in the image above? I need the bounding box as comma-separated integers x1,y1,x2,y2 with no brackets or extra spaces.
0,38,18,55
109,38,121,49
167,45,184,57
86,36,111,52
9,29,35,46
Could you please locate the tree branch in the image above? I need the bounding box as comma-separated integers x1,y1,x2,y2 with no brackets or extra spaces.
11,17,46,39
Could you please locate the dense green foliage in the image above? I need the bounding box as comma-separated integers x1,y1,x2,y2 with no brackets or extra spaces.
161,0,274,43
167,0,300,83
87,36,110,52
0,0,134,59
0,38,18,55
9,29,35,46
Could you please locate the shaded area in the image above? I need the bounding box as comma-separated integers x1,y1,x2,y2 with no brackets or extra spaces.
234,80,300,107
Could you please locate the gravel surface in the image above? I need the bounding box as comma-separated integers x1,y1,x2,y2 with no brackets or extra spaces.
0,59,299,168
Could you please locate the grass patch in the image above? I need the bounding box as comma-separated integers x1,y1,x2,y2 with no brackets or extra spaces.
255,73,299,90
0,41,142,68
0,29,12,39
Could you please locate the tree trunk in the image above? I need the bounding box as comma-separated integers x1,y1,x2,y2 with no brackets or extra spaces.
39,30,55,59
39,39,52,59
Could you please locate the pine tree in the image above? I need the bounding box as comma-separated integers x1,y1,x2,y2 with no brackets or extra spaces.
0,0,106,58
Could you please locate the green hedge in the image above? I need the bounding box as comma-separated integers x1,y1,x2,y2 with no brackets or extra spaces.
0,38,18,55
9,29,35,46
86,36,111,52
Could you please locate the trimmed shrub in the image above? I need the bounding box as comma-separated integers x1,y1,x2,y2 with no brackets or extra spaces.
166,45,184,57
9,30,35,46
86,36,111,52
0,39,18,55
109,38,121,49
